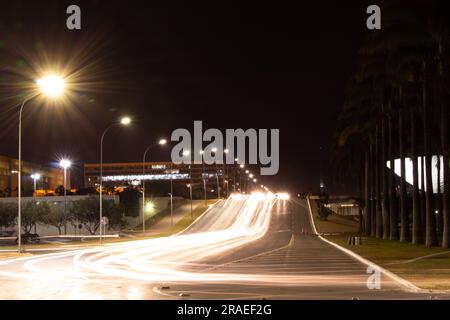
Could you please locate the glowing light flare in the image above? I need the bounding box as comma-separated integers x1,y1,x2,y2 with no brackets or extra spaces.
145,202,154,214
36,75,65,97
59,159,72,169
277,193,290,200
120,117,132,125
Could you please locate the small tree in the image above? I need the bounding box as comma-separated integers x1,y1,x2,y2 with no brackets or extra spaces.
0,202,17,230
70,196,125,234
42,204,72,235
21,201,50,234
70,196,99,235
104,200,126,230
118,188,140,217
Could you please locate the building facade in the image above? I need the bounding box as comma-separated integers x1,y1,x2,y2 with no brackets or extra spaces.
84,161,246,197
0,155,69,197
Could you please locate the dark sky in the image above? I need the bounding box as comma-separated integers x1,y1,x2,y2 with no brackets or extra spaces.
0,0,372,192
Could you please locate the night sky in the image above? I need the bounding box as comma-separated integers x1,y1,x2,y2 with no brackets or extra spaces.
0,1,372,192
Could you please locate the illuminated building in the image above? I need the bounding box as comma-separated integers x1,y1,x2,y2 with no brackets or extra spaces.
84,161,242,196
0,155,69,197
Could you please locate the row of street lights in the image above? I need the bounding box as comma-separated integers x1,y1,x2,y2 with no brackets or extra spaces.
15,73,267,251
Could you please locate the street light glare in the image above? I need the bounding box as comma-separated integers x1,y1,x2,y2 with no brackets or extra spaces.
159,139,167,145
31,173,41,180
120,117,132,125
36,75,65,97
59,159,72,169
183,150,190,156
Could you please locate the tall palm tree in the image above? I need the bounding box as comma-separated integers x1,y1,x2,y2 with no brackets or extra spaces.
423,62,438,247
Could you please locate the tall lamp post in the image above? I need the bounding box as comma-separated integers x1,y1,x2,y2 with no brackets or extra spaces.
142,138,167,233
59,159,71,234
182,150,192,219
99,116,132,243
17,74,65,252
187,183,193,220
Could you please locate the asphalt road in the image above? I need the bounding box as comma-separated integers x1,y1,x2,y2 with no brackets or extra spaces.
0,193,446,299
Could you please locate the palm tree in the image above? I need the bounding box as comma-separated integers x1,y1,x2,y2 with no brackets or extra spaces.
411,106,422,244
423,62,438,247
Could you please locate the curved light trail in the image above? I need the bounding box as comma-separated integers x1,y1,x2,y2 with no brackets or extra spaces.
0,192,301,287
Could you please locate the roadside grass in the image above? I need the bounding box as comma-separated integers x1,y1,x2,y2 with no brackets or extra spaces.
325,234,450,290
154,200,216,237
132,199,186,231
304,199,450,290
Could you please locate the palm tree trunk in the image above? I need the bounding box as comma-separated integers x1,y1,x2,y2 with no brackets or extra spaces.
370,137,376,237
359,165,364,234
382,114,390,239
420,155,427,236
411,108,422,244
423,75,438,247
399,109,409,242
441,101,450,248
375,125,382,238
389,113,399,240
436,156,443,238
364,149,371,236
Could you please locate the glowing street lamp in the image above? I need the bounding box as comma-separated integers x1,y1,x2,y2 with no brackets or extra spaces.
99,116,132,243
17,74,66,252
36,75,65,97
142,138,167,232
120,117,132,125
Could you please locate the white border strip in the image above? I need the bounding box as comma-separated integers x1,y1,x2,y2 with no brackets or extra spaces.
305,197,425,293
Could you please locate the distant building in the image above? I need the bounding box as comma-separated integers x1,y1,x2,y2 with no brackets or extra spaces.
84,161,245,196
0,155,69,197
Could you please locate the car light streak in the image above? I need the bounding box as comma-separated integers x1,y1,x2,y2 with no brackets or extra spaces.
0,193,364,288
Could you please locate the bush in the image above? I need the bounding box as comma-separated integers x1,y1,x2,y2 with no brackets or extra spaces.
0,202,17,228
70,196,125,234
22,201,51,234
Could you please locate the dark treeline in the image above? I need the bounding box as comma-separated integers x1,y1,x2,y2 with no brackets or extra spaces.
333,0,449,248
